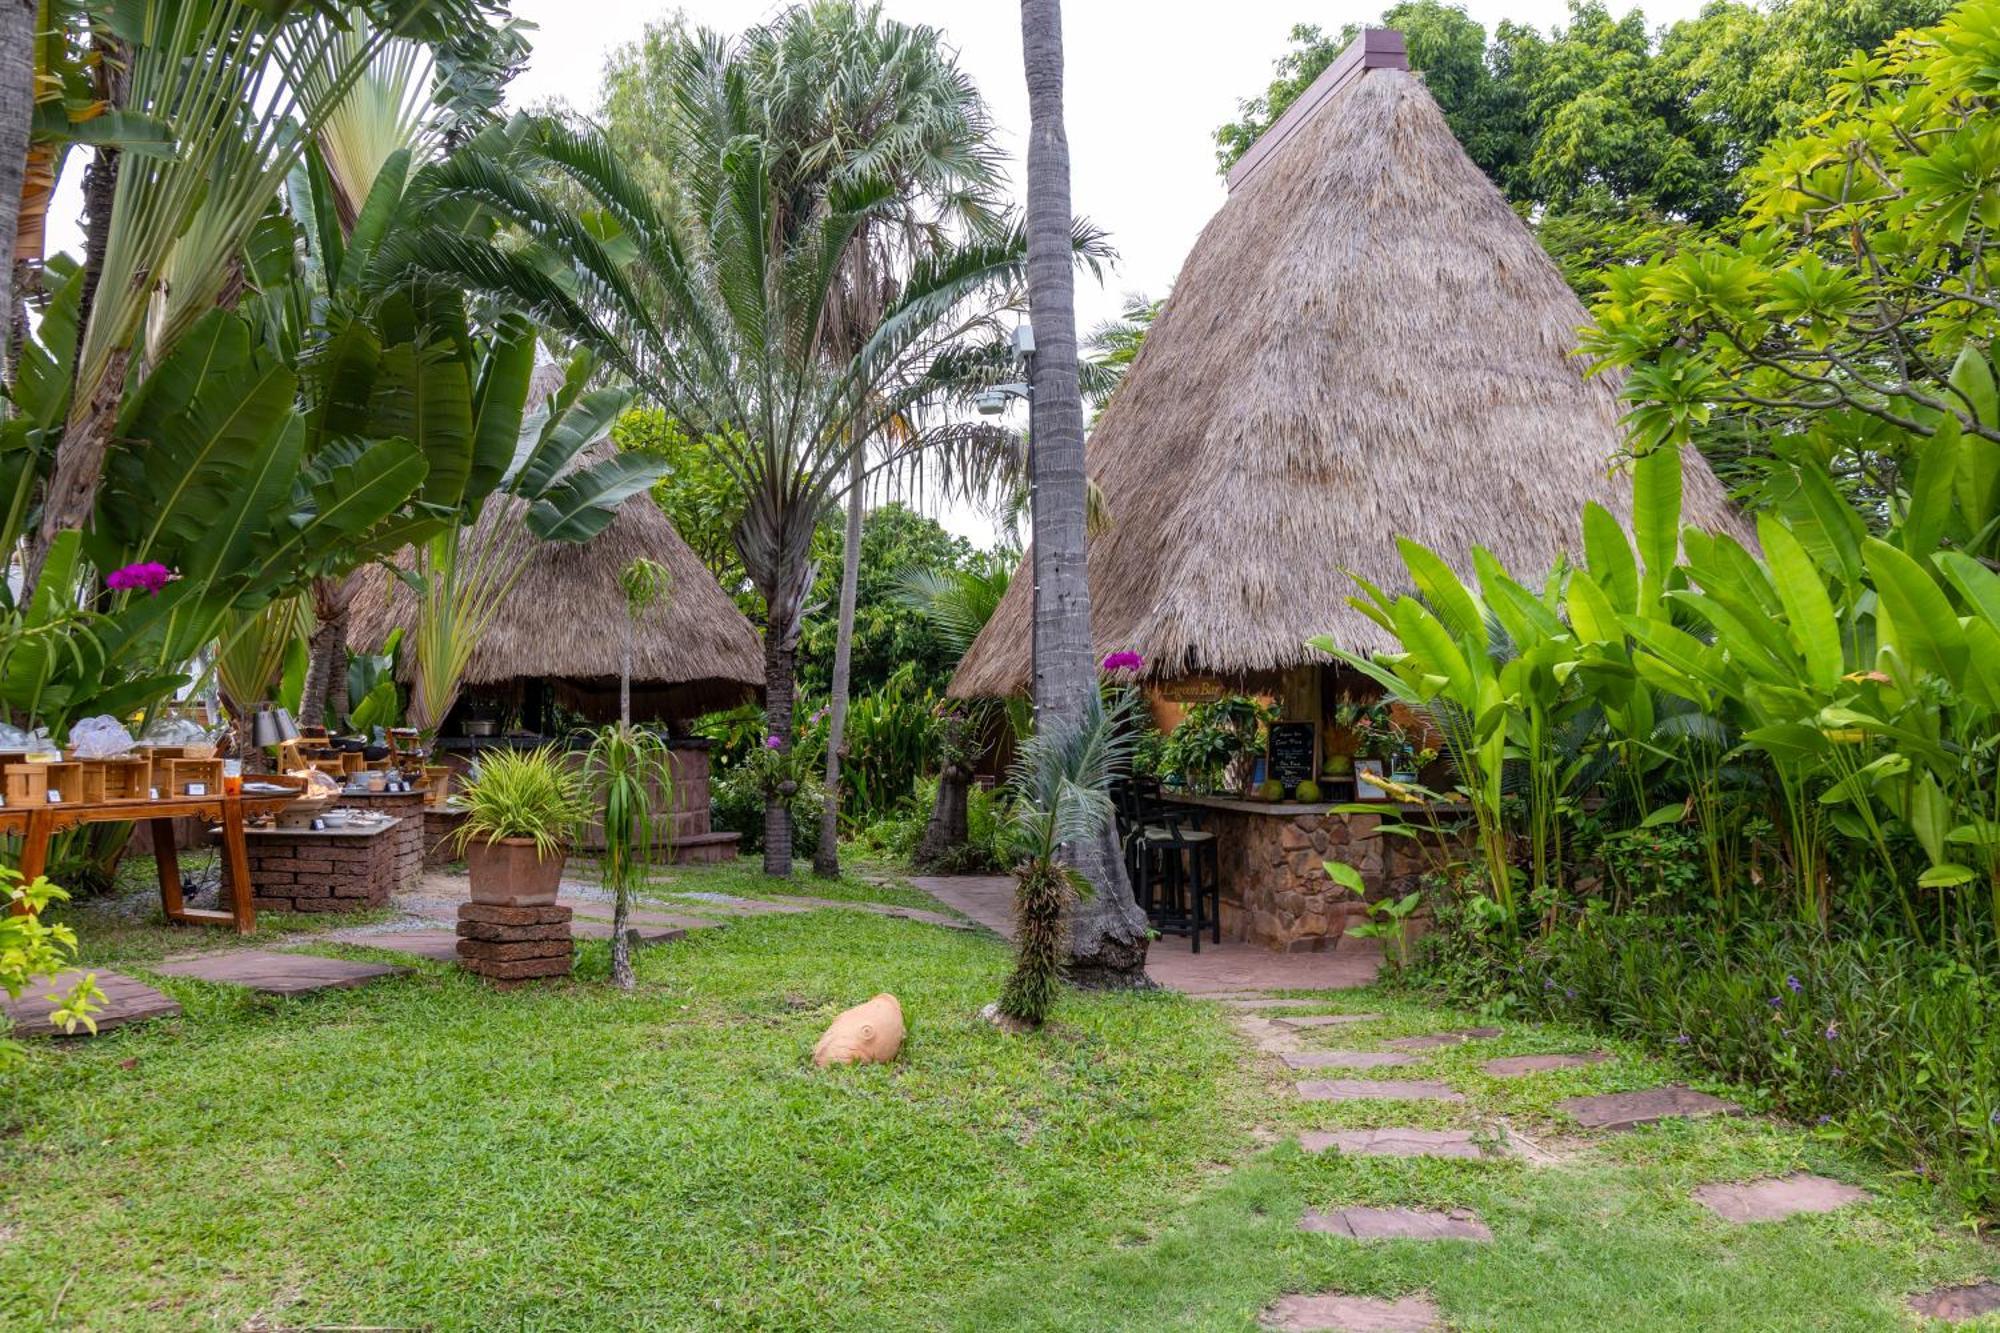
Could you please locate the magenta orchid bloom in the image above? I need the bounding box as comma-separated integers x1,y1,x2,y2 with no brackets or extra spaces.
1100,650,1144,674
106,562,175,596
764,735,784,749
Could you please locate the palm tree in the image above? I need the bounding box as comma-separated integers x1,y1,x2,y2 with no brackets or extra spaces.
1019,0,1149,985
394,91,1051,875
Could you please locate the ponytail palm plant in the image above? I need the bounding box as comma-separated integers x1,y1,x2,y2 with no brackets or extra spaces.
389,99,1076,874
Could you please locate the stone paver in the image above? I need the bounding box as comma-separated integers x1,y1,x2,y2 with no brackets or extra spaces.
1260,1291,1443,1331
1223,997,1326,1011
150,950,406,995
0,969,179,1035
1909,1283,2000,1322
1382,1027,1504,1051
1274,1013,1383,1030
570,919,687,946
340,930,461,962
1484,1051,1609,1077
566,905,725,932
1283,1050,1418,1070
1557,1085,1742,1131
1295,1078,1464,1103
1299,1129,1493,1160
1300,1207,1492,1242
1691,1173,1871,1223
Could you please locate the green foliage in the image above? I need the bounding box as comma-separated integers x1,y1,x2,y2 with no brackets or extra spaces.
800,504,992,699
710,762,824,861
1504,919,2000,1217
582,723,676,987
1158,696,1278,794
0,870,102,1066
823,664,942,825
1585,2,2000,518
613,408,753,599
997,689,1140,1025
450,746,591,859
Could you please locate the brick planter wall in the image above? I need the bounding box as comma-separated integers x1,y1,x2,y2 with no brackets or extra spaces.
424,806,467,869
1188,799,1472,952
227,823,399,914
333,788,426,888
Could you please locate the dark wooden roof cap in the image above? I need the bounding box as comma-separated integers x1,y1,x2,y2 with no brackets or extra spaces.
1226,28,1409,193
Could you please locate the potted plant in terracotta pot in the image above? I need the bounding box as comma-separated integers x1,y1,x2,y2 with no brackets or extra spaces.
451,747,590,905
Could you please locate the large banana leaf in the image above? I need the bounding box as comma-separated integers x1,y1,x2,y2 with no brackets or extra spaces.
369,337,474,509
525,453,668,543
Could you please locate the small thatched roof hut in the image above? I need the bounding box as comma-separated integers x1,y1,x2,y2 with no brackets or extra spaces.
349,485,764,724
949,30,1745,700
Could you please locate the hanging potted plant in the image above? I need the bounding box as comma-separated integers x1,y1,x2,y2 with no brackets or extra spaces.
450,747,590,905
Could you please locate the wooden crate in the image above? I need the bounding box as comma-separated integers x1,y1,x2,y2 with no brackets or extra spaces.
100,756,152,801
42,760,83,804
3,763,49,805
159,757,223,797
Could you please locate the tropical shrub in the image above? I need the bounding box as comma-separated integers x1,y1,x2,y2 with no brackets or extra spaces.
582,724,674,988
450,747,591,857
711,764,824,862
1,870,103,1066
1158,695,1278,794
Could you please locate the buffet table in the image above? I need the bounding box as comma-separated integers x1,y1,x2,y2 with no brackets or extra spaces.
4,779,307,934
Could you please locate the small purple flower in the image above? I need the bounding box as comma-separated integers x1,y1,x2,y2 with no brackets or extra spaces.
106,561,174,596
1768,995,1784,1009
1989,1109,1998,1125
1674,1033,1691,1045
1543,979,1555,991
809,707,829,725
1816,1115,1832,1125
1564,987,1576,999
1100,650,1144,674
1824,1023,1839,1041
1831,1065,1845,1078
764,735,783,750
1786,975,1802,994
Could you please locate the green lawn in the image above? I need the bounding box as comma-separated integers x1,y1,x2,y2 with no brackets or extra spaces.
3,862,1996,1330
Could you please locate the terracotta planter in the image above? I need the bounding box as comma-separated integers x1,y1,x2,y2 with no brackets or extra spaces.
465,837,568,906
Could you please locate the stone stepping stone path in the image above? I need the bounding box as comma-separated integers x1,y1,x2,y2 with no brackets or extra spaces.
151,950,406,996
570,919,688,947
1299,1129,1494,1161
1283,1049,1418,1071
1909,1282,2000,1322
346,930,461,962
1484,1051,1610,1077
1382,1027,1504,1051
1223,997,1324,1011
1692,1173,1871,1223
1295,1078,1464,1103
1300,1206,1493,1242
1260,1291,1443,1331
1557,1084,1741,1131
1274,1013,1382,1030
0,968,180,1036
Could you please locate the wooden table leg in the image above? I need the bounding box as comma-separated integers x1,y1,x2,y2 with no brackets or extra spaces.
7,811,52,916
153,818,186,919
221,800,256,934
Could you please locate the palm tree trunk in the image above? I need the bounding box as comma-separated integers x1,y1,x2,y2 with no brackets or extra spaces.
1020,0,1149,987
609,881,634,989
814,450,866,878
0,0,34,384
300,575,355,728
621,620,634,726
761,604,799,878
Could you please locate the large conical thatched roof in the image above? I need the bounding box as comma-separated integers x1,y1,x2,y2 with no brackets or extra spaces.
349,483,764,723
949,30,1744,699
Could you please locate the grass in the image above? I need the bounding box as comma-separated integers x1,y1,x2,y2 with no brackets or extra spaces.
4,862,1997,1330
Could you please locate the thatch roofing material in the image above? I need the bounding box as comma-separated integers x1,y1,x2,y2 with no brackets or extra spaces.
948,32,1744,699
349,486,764,722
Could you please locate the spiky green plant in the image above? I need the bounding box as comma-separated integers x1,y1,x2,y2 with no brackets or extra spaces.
996,688,1139,1026
450,746,590,860
583,723,676,990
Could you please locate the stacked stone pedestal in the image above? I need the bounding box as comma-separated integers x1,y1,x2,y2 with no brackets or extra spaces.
229,824,397,914
455,903,574,984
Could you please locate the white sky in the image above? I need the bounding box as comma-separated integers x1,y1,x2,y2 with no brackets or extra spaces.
42,0,1707,546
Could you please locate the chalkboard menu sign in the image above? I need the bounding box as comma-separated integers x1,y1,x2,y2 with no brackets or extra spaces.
1266,722,1318,794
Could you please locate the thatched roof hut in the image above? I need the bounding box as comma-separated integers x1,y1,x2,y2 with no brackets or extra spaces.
949,30,1745,699
349,485,764,724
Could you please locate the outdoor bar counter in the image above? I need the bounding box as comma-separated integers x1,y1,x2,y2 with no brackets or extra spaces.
1173,794,1472,953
